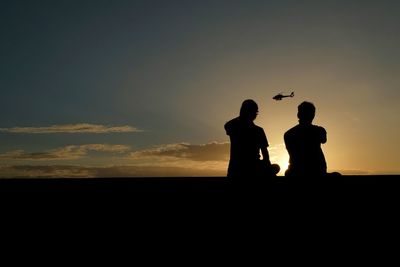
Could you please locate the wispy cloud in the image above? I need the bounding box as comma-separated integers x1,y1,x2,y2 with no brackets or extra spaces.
0,141,292,177
0,123,141,134
0,165,227,178
0,142,230,177
0,139,383,177
0,165,95,178
0,165,394,179
129,142,230,162
0,144,131,161
0,142,230,163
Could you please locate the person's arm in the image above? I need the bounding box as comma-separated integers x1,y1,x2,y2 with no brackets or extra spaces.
320,127,327,144
259,128,272,165
261,147,272,166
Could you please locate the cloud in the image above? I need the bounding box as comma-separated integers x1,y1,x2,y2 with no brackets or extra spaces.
0,165,227,178
0,142,230,177
0,164,393,178
125,142,230,176
0,165,95,178
0,123,141,134
266,143,287,161
0,141,291,176
0,144,131,161
129,142,230,162
0,142,230,162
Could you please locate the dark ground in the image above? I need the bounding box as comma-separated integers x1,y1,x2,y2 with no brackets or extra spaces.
0,174,397,188
1,175,398,201
2,176,399,242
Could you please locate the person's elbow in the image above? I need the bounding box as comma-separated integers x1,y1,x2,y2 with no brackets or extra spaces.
320,127,327,143
321,133,327,143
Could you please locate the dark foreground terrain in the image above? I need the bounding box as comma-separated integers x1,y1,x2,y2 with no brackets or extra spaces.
1,175,398,199
2,176,399,236
1,175,398,189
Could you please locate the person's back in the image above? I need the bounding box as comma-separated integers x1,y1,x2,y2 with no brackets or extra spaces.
225,117,267,177
284,102,327,176
225,99,279,180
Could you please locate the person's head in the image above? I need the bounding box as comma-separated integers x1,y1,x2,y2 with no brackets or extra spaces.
297,101,316,124
240,99,258,121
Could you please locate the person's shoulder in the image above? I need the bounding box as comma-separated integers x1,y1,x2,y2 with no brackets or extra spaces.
224,117,240,132
285,124,300,135
225,117,239,126
312,124,326,132
253,123,264,131
252,123,267,135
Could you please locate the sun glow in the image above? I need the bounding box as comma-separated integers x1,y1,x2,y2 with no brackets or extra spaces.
276,153,289,176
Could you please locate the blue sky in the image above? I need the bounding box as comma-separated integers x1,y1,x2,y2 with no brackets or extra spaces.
1,0,399,177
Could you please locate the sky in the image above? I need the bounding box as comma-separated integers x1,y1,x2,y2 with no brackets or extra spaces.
1,0,399,177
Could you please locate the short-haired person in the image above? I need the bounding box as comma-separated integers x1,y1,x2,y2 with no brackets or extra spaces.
284,101,327,176
225,99,280,180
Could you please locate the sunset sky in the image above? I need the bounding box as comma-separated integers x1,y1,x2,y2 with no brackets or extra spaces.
1,0,399,177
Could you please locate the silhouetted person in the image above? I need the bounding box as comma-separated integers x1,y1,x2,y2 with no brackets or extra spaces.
225,99,280,180
284,101,327,177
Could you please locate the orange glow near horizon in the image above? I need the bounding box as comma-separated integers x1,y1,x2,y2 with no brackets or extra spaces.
277,156,289,176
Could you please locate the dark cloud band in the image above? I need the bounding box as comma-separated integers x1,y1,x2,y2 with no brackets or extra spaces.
0,123,141,134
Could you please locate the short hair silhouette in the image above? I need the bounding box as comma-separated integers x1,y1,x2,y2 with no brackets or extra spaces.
298,101,315,124
240,99,258,121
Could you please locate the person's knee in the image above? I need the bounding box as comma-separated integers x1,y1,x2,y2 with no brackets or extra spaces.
284,168,292,177
271,164,280,175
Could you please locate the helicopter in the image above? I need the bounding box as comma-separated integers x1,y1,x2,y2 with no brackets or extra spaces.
273,91,294,101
